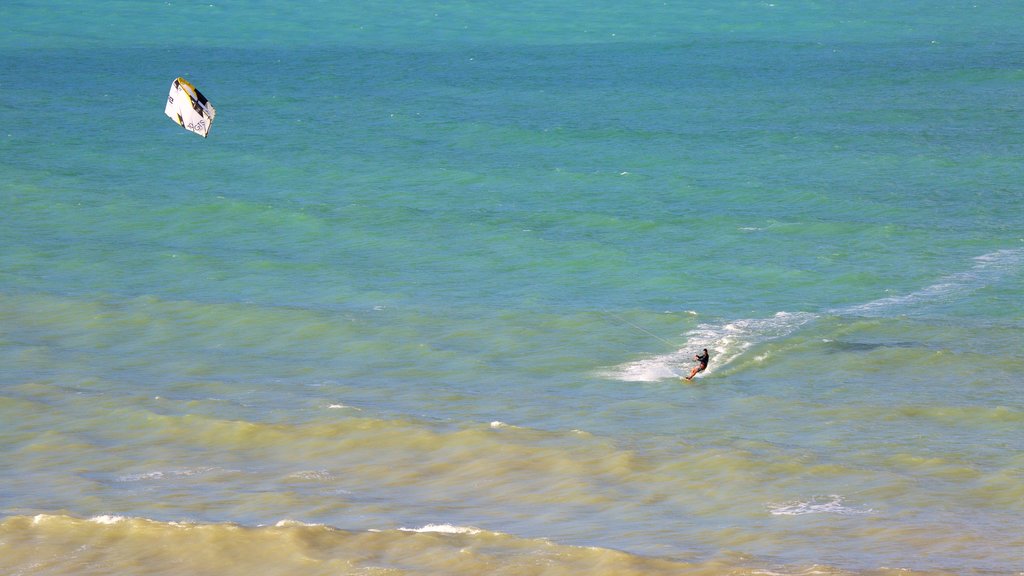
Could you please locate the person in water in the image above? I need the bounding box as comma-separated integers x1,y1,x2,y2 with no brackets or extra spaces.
684,348,709,380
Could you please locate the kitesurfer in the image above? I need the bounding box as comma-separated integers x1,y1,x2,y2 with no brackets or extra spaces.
684,348,709,380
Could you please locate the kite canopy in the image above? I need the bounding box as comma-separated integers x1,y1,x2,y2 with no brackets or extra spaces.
165,77,216,138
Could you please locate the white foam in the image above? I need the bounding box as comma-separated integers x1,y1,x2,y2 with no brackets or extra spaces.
118,471,165,482
604,249,1022,381
837,248,1023,317
90,515,127,524
275,519,325,528
399,524,482,535
116,467,215,482
768,495,873,516
604,311,816,381
753,568,831,576
287,470,334,481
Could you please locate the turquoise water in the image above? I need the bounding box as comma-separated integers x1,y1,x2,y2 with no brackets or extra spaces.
2,2,1023,574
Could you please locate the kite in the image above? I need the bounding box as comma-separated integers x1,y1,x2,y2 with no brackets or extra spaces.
165,77,216,138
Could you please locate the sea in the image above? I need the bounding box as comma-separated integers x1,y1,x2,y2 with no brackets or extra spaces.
1,2,1022,575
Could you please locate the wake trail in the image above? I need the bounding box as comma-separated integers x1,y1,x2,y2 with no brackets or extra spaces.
603,248,1023,382
833,248,1023,317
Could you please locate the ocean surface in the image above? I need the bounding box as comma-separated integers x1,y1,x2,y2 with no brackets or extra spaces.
2,2,1023,574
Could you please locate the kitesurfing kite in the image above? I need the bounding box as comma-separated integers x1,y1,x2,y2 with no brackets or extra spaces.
164,77,216,138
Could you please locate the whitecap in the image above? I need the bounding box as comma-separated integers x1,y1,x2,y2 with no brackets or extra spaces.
753,568,831,576
117,471,165,482
275,519,325,528
90,515,127,524
767,495,873,516
116,467,216,482
399,524,482,535
286,470,334,481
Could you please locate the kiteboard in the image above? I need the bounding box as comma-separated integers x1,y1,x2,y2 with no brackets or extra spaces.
164,77,216,138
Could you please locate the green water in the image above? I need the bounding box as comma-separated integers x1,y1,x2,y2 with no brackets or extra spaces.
1,1,1022,574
